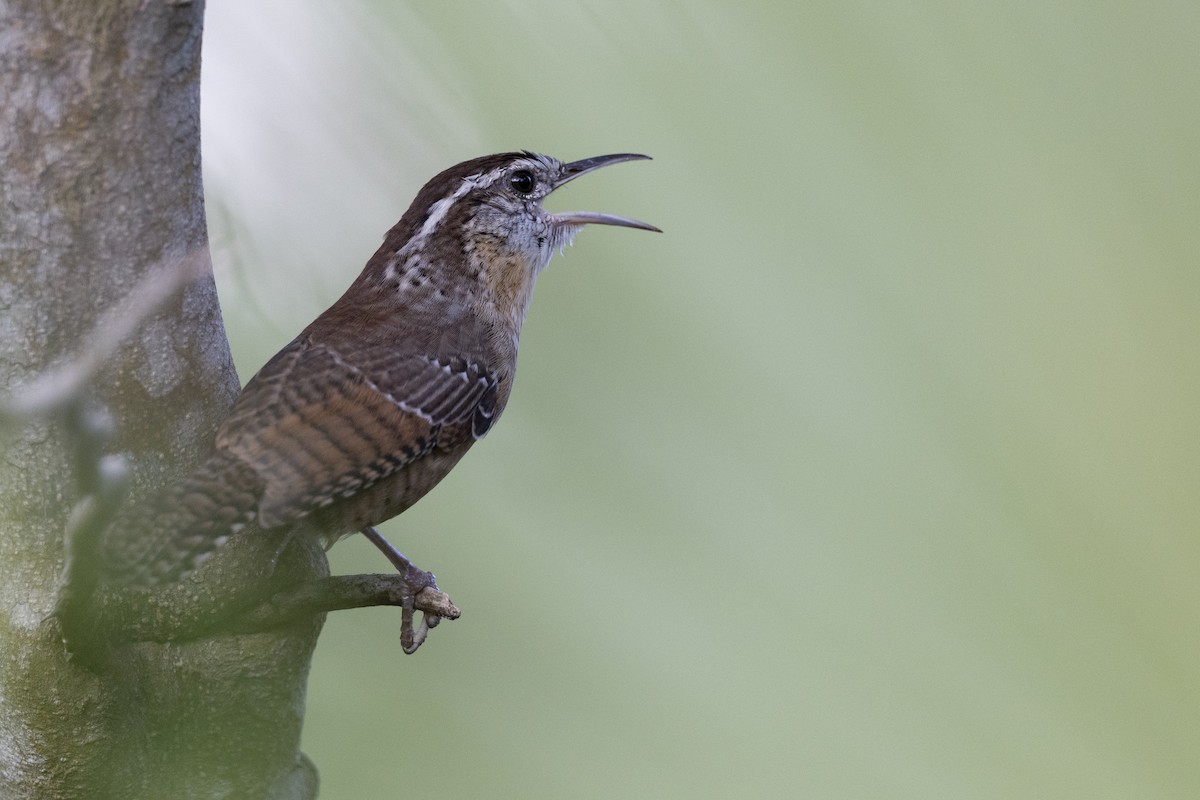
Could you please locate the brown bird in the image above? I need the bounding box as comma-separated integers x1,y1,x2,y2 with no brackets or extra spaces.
101,152,657,640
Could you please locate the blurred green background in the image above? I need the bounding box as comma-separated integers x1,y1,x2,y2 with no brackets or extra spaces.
200,2,1200,797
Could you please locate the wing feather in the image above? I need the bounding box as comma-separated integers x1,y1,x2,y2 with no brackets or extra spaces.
215,334,497,528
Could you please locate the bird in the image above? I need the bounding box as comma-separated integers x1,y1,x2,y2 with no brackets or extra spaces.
99,151,658,634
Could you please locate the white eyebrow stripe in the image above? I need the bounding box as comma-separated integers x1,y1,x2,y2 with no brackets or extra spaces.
380,157,550,284
400,165,514,258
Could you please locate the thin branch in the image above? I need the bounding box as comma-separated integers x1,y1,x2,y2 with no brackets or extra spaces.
232,576,459,654
90,574,460,654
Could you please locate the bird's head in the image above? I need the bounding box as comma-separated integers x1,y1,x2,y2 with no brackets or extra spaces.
355,151,657,341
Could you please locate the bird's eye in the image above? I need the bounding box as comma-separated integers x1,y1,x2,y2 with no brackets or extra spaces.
509,169,536,195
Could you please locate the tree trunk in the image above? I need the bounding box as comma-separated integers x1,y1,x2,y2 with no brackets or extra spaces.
0,2,321,797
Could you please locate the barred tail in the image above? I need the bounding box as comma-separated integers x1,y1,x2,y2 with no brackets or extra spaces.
101,451,264,586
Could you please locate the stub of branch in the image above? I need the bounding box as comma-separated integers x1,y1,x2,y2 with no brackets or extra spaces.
84,573,460,659
233,575,461,652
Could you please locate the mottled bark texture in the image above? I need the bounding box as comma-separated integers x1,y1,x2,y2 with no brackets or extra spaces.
0,2,321,797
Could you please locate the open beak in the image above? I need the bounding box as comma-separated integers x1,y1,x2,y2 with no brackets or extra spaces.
549,153,661,233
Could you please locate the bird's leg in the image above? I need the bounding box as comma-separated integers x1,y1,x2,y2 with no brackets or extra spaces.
360,526,444,653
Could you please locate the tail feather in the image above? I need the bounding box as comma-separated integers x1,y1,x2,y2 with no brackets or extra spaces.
102,451,264,586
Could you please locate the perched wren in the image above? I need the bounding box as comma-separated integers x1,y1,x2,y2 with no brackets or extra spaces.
102,151,658,625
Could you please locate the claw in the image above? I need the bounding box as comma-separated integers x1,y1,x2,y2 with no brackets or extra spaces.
401,606,436,655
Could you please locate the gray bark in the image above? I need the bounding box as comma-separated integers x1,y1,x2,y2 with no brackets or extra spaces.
0,2,322,797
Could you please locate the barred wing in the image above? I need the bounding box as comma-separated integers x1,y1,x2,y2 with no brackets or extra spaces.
215,337,497,527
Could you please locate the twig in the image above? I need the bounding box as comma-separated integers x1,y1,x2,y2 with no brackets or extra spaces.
232,575,460,643
90,574,460,653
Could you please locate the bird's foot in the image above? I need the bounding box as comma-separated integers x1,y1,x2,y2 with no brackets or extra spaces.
361,526,457,653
